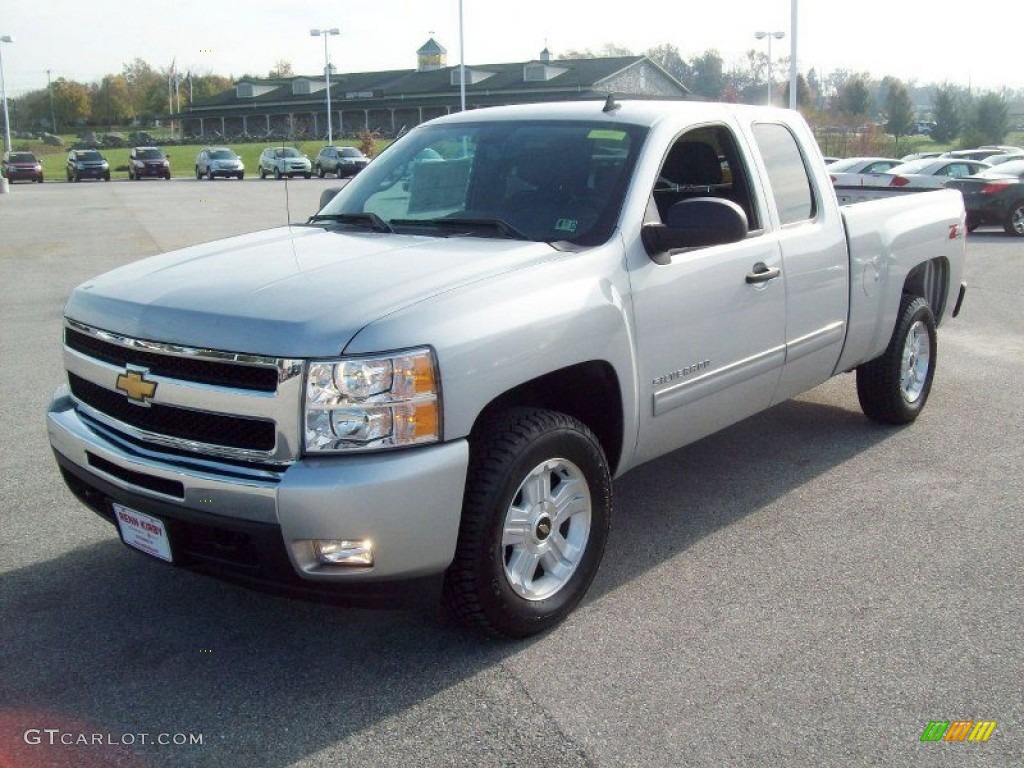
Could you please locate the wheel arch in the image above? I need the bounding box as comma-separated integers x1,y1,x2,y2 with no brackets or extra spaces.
470,361,625,475
903,257,949,322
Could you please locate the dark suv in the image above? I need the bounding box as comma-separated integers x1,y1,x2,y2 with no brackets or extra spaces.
128,147,171,180
2,151,44,183
67,149,111,182
314,146,370,178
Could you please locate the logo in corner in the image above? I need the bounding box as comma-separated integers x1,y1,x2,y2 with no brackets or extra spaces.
116,368,157,406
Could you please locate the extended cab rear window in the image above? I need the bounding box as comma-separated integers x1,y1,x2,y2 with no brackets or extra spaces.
752,123,816,225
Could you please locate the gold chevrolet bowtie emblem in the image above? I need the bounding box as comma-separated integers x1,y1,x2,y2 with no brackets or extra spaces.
116,369,157,405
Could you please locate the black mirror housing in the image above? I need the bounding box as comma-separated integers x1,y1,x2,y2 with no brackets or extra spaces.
642,197,749,263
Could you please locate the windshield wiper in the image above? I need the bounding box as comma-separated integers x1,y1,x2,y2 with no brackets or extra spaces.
309,212,393,233
390,217,531,241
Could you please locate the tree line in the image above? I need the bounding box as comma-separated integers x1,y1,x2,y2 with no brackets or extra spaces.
8,45,1020,150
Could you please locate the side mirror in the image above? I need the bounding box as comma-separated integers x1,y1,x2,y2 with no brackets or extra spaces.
642,197,748,264
318,180,351,210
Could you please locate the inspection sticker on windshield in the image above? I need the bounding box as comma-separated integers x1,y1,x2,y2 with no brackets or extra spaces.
587,129,627,141
555,218,578,233
113,503,173,562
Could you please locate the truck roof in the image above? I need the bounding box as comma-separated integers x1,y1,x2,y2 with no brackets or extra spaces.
424,99,789,129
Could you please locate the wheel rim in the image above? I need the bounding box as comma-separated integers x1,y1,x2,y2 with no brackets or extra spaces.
501,458,591,601
1011,206,1024,235
901,320,931,402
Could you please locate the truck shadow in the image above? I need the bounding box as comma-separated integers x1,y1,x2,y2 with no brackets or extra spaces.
1,391,894,767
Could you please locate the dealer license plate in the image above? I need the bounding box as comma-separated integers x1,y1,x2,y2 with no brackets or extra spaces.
113,503,173,563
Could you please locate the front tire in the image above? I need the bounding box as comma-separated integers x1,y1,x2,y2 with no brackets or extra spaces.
443,408,612,638
1004,201,1024,236
195,166,202,180
273,167,282,180
856,294,937,424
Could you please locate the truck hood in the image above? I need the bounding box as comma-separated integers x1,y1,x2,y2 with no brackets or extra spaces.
65,226,558,357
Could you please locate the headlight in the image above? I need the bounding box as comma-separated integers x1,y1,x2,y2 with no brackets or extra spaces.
304,347,441,453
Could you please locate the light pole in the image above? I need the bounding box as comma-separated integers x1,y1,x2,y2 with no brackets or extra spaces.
310,27,340,145
47,69,56,132
0,35,13,154
754,30,785,106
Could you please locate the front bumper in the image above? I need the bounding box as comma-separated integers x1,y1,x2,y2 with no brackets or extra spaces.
136,165,169,178
48,387,468,602
5,168,41,181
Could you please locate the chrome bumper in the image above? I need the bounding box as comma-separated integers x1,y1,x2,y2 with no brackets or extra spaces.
48,386,468,582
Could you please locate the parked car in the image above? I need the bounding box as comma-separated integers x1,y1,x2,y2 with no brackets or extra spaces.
899,151,942,162
195,147,244,180
978,151,1024,167
66,149,111,182
314,146,370,178
2,150,43,183
867,158,992,189
48,100,967,638
939,148,1008,162
945,159,1024,235
258,147,312,179
826,156,902,186
128,147,171,180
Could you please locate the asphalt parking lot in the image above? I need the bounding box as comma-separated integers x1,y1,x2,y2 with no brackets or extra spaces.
1,179,1021,767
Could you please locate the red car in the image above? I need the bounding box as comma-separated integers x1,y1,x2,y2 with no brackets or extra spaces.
2,151,44,183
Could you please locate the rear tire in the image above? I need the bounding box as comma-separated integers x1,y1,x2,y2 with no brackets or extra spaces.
1004,202,1024,236
443,408,612,638
856,294,937,424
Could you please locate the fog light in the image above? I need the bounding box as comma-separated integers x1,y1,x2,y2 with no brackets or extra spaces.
312,539,374,567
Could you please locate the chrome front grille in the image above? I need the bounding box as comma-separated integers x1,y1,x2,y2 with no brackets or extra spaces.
63,321,305,464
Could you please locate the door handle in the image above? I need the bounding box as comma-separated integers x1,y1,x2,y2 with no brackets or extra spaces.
746,263,781,284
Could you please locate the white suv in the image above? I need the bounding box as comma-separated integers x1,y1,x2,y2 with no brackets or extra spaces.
257,147,312,179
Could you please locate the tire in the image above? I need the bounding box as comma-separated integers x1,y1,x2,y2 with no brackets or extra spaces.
73,174,79,183
208,169,215,181
128,169,134,180
1004,201,1024,236
856,294,937,425
274,168,282,180
37,174,44,183
304,173,311,179
164,172,171,180
316,164,325,178
443,408,612,638
104,173,110,181
195,166,202,180
259,167,266,179
237,173,244,180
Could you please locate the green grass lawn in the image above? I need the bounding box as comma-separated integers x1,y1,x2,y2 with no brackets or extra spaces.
15,136,392,182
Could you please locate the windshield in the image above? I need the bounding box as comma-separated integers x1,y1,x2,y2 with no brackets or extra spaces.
886,159,932,175
317,119,647,245
79,151,104,161
210,149,236,159
275,148,301,158
339,147,364,158
138,149,163,159
9,152,36,162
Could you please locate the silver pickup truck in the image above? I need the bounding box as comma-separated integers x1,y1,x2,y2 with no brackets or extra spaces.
48,100,967,638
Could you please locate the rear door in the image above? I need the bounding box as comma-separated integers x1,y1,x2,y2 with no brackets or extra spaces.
748,121,850,403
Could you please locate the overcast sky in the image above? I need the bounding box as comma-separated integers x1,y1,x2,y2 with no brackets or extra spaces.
2,0,1020,97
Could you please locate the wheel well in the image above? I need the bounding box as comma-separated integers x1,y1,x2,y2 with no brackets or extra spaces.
472,361,624,473
904,258,949,321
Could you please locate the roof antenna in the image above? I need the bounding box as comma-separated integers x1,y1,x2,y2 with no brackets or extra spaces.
603,93,621,113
